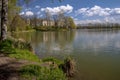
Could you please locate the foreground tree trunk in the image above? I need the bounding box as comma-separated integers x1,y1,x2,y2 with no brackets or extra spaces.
0,0,8,41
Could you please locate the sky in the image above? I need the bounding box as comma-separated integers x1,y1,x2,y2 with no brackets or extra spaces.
19,0,120,24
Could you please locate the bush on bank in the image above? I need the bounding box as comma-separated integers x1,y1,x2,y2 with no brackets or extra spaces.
19,64,66,80
0,38,68,80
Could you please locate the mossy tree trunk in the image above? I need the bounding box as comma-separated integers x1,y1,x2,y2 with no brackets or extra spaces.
0,0,8,41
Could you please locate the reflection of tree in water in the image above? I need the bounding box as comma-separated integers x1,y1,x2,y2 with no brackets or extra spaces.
11,31,76,55
32,31,75,46
55,31,75,47
33,31,76,55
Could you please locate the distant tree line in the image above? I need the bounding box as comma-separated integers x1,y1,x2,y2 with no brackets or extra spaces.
77,23,120,29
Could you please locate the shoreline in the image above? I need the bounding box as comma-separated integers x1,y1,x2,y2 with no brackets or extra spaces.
0,38,72,80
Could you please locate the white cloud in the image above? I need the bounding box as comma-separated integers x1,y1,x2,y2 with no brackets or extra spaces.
19,11,34,16
41,4,73,15
75,5,120,17
19,12,25,15
75,16,120,25
75,5,120,24
75,19,102,25
26,11,34,16
104,15,120,23
35,5,40,9
112,8,120,14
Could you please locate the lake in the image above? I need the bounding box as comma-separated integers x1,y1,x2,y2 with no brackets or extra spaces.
12,29,120,80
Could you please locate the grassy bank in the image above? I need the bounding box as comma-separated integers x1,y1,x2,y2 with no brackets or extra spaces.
10,29,36,33
0,38,68,80
19,64,66,80
0,39,39,62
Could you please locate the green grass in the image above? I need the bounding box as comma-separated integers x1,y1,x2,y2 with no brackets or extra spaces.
0,39,40,62
19,64,66,80
42,57,63,65
0,39,68,80
9,49,40,62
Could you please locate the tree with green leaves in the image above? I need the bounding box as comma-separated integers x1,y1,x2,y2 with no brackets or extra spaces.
67,17,76,29
8,0,21,31
10,15,27,31
0,0,62,41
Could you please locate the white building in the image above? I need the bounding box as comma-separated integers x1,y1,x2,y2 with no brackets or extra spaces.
42,20,55,26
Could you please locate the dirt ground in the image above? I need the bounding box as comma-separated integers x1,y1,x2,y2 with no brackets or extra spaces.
0,53,52,80
0,53,30,80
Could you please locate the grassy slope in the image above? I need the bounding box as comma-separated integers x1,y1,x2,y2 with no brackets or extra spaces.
0,39,66,80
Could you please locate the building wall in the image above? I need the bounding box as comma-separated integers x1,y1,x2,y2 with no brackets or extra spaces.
42,20,55,26
42,21,48,26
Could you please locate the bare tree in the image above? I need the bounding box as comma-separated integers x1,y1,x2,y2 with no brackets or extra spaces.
53,15,59,27
45,10,52,26
57,11,65,27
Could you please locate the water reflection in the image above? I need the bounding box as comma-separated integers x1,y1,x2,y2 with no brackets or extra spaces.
74,30,120,54
12,31,76,57
12,30,120,80
32,31,76,57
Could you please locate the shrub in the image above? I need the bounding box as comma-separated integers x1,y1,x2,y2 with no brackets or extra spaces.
42,57,63,65
0,39,15,54
19,64,66,80
59,57,76,77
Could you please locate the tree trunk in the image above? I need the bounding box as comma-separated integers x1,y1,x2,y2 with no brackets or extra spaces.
0,0,8,41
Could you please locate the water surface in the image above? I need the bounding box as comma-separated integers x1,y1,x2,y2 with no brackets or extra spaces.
12,29,120,80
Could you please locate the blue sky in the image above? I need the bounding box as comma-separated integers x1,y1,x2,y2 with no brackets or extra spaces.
19,0,120,24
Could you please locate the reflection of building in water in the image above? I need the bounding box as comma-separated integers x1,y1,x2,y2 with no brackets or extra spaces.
43,32,48,42
43,32,56,42
14,31,75,57
41,31,76,53
42,31,76,43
